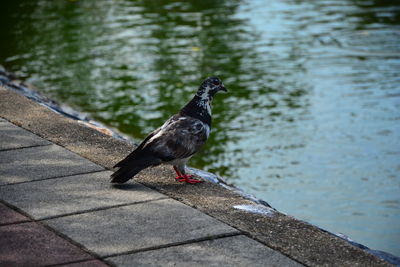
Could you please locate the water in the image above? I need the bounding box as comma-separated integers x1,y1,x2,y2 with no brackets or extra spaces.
1,0,399,256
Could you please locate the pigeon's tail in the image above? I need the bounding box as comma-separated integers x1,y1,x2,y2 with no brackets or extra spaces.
110,164,146,184
110,154,161,184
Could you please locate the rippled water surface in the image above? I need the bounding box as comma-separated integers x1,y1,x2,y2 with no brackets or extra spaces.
1,0,399,256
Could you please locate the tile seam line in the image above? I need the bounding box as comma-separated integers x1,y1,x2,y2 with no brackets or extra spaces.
0,197,170,226
0,219,31,227
0,169,106,187
102,231,242,259
39,197,170,221
0,143,52,152
44,258,114,267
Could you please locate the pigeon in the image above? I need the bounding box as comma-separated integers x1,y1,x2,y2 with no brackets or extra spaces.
110,77,227,184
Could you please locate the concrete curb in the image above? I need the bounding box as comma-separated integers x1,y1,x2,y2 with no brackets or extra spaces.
0,85,391,266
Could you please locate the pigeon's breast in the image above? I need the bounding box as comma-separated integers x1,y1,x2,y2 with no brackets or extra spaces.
141,114,211,164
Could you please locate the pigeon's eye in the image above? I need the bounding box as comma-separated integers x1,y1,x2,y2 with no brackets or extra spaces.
212,80,220,85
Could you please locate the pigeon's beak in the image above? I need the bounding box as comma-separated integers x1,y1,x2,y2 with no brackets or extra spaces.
219,84,228,92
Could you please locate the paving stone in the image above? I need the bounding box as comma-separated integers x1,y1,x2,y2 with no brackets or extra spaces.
0,144,104,185
46,198,239,257
0,121,51,151
0,203,30,225
0,171,166,219
109,235,302,267
0,221,95,266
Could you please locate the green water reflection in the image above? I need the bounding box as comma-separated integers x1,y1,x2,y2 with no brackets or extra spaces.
1,0,399,256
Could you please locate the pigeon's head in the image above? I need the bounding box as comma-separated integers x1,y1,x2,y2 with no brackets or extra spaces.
196,77,227,100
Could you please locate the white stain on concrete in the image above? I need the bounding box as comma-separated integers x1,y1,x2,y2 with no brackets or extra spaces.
233,204,276,217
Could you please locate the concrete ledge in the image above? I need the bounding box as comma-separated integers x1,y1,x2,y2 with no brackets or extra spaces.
0,86,390,266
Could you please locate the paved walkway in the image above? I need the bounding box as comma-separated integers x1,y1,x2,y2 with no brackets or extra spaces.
0,118,300,266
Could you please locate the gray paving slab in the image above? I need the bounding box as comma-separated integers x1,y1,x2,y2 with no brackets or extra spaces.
0,144,104,185
46,198,239,257
0,203,30,225
109,235,302,267
0,221,96,266
0,121,51,151
0,171,167,220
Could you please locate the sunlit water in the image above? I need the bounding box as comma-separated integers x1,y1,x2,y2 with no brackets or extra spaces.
1,0,399,256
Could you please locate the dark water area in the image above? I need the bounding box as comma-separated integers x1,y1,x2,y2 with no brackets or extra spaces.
1,0,399,256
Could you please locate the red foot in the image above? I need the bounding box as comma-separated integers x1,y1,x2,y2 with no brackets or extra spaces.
175,175,203,184
173,166,203,184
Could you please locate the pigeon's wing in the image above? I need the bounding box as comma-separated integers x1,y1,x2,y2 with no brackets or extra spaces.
112,118,171,168
144,115,210,162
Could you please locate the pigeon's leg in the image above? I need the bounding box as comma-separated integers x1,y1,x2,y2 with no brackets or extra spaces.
174,166,191,182
173,166,185,179
173,166,203,184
